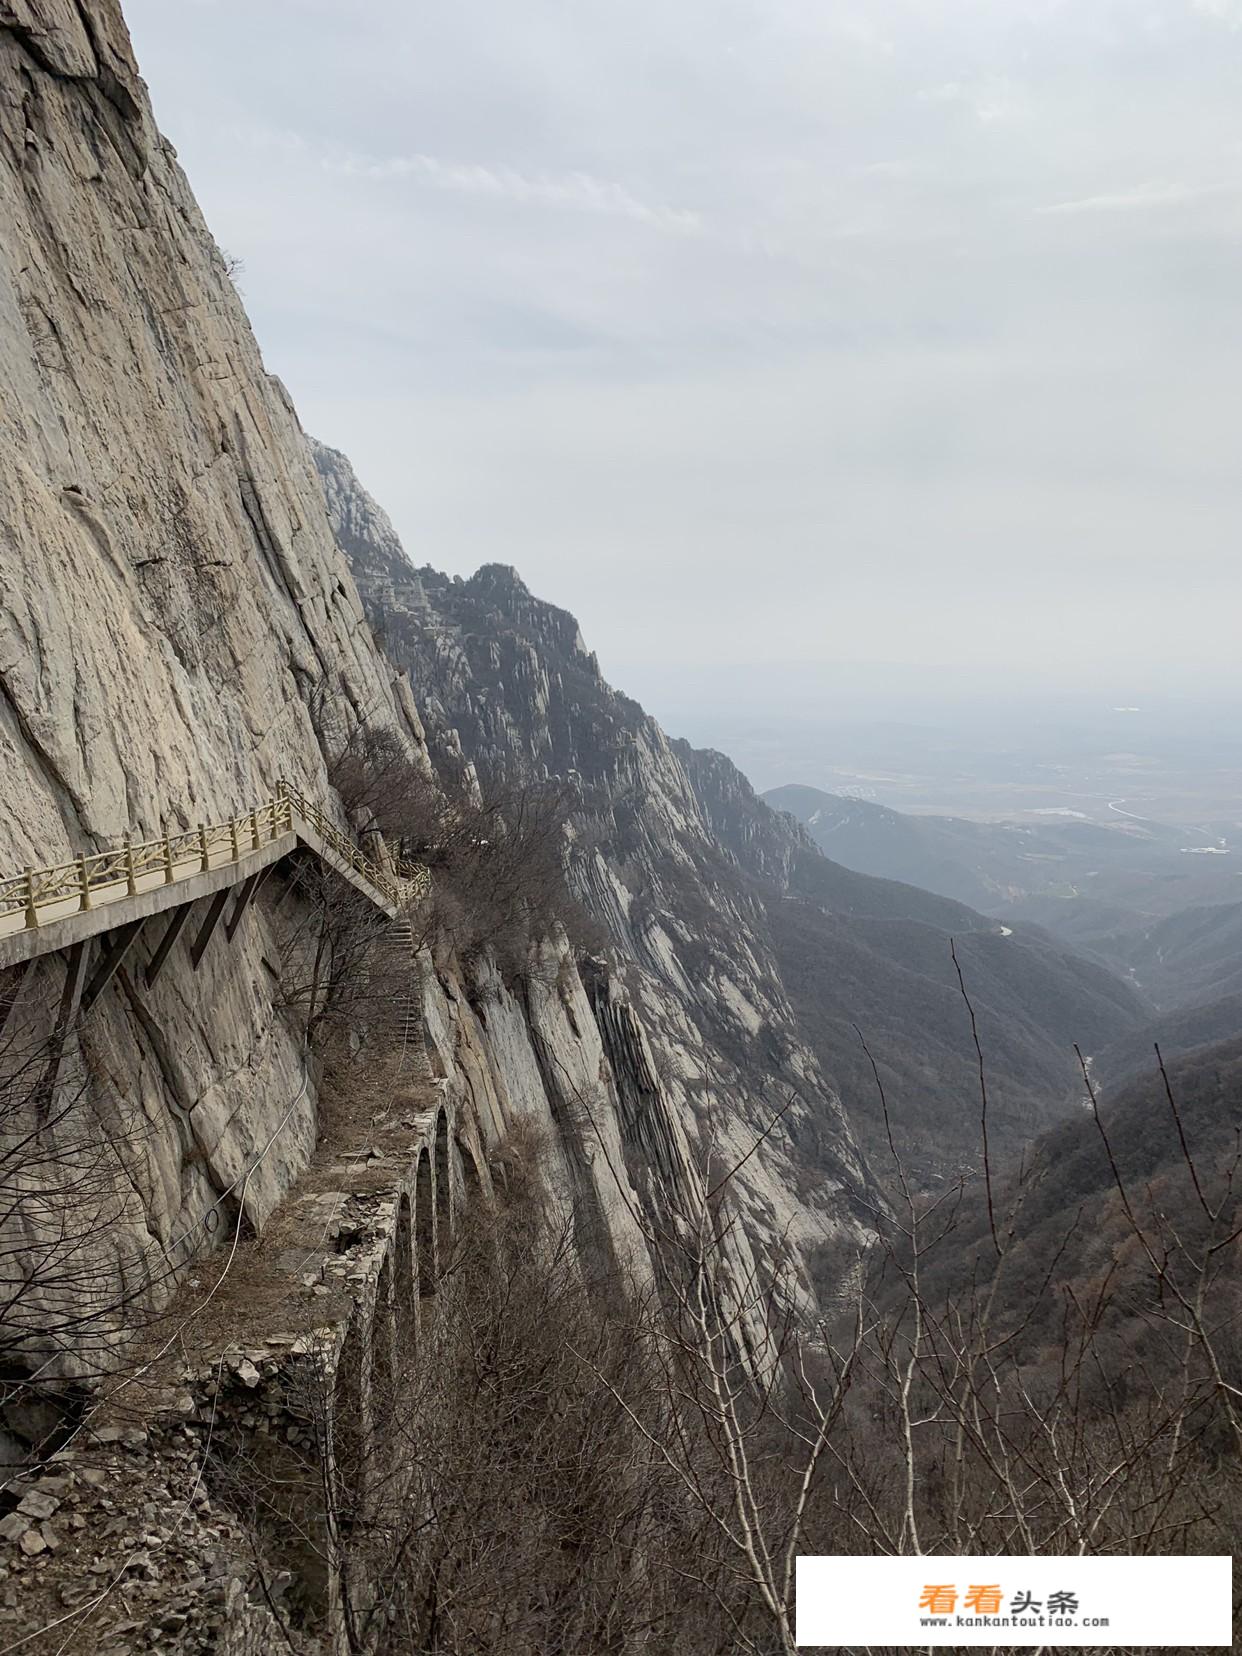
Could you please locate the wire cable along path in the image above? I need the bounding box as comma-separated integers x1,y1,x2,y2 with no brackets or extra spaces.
0,777,431,975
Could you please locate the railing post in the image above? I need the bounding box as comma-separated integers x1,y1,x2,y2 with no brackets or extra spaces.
24,868,38,930
164,834,176,884
250,809,261,851
78,855,92,911
199,825,210,873
230,817,241,862
269,799,279,842
125,835,138,896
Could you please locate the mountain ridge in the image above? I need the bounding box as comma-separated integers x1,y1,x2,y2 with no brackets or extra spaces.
312,441,1149,1181
767,780,1241,928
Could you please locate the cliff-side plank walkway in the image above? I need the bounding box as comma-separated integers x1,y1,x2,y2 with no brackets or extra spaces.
0,778,429,973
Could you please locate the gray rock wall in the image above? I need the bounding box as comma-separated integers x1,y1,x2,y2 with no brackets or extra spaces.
0,4,417,1392
0,5,658,1421
314,467,879,1299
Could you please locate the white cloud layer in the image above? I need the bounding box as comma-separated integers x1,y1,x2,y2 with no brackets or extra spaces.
122,0,1242,705
1191,0,1242,28
322,148,701,232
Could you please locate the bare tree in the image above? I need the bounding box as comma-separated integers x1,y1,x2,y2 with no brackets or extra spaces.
0,966,171,1476
527,1002,1242,1655
325,715,428,847
272,859,405,1053
322,703,597,978
207,1147,708,1656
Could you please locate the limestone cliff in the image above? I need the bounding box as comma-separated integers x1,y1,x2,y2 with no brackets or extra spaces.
317,445,880,1279
0,22,842,1636
315,442,1146,1192
0,1,669,1446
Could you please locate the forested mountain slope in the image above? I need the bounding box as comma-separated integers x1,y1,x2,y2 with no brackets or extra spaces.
898,1032,1242,1367
1084,900,1242,1008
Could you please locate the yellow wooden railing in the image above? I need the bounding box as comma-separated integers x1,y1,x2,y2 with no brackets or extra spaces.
276,779,431,906
0,778,429,936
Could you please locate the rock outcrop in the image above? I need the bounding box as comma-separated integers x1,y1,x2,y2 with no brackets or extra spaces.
0,2,673,1454
314,442,1146,1190
320,445,878,1248
0,0,431,1301
0,2,857,1526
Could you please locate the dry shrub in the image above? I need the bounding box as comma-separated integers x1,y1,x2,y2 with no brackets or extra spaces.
272,859,406,1058
325,713,603,980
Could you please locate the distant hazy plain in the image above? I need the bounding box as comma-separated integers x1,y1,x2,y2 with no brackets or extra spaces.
616,660,1242,829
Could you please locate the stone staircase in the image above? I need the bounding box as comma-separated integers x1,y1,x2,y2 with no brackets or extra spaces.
384,915,434,1080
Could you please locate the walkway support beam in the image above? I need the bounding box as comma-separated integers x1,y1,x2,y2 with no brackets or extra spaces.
80,919,146,1014
226,866,271,942
145,904,193,989
35,941,90,1110
191,890,230,971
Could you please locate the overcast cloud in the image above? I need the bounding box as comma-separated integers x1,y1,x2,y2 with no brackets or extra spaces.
124,0,1242,706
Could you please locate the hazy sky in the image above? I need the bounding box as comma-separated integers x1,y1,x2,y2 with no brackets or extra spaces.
124,0,1242,705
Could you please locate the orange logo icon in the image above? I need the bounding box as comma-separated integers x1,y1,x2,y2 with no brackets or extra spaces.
965,1585,1004,1614
919,1585,958,1614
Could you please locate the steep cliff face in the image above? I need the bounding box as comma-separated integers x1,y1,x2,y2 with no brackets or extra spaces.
318,446,883,1267
0,13,419,849
0,52,850,1641
0,4,402,1377
0,5,668,1431
314,442,1147,1188
0,14,1170,1647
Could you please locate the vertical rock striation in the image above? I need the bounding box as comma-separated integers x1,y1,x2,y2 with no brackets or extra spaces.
315,443,881,1293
